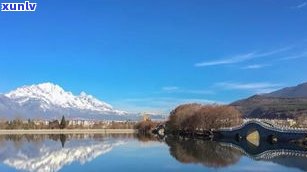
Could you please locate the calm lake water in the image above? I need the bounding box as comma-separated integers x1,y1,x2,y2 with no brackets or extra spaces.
0,134,306,172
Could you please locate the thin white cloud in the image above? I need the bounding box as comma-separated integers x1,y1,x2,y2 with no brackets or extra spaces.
195,53,256,67
216,82,282,94
280,51,307,60
195,47,291,67
114,97,223,115
117,87,216,114
161,86,214,95
183,89,215,95
162,86,179,92
255,47,292,56
293,1,307,9
242,64,269,69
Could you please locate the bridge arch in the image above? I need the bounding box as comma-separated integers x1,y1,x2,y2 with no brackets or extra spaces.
218,119,307,144
246,128,260,147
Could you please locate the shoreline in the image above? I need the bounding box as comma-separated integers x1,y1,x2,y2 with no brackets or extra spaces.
0,129,137,135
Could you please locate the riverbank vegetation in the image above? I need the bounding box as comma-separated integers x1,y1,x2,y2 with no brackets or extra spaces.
165,104,243,133
134,119,160,134
0,116,136,130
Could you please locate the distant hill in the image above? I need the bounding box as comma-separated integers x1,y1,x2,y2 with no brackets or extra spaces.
231,82,307,119
264,82,307,98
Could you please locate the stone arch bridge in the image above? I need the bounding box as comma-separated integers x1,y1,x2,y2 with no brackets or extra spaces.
217,119,307,145
215,119,307,160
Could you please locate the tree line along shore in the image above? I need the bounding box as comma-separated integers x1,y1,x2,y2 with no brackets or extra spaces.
135,104,306,135
0,116,137,130
0,104,305,135
0,129,137,135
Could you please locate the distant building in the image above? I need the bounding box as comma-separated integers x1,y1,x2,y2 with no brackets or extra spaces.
68,120,95,127
33,120,49,126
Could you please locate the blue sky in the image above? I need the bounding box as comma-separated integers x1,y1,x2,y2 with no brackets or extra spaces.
0,0,307,114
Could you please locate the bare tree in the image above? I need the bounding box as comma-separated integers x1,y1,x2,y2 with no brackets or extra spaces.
166,104,203,132
167,104,242,132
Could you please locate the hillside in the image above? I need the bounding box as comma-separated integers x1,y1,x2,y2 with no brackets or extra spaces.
264,82,307,98
231,82,307,119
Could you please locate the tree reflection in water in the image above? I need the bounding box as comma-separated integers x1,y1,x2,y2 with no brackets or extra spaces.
0,133,135,148
135,133,162,143
165,137,242,168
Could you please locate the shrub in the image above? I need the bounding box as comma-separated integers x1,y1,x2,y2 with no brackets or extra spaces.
166,104,242,132
135,120,159,134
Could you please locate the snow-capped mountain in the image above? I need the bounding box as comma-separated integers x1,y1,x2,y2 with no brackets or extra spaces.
0,83,129,120
5,83,118,113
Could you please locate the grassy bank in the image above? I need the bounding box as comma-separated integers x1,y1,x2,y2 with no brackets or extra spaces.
0,129,137,135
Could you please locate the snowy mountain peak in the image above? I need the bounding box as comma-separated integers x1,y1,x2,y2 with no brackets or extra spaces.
6,82,65,99
4,82,122,114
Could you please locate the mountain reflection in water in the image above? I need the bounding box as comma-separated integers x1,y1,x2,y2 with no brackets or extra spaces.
0,134,306,172
0,134,130,172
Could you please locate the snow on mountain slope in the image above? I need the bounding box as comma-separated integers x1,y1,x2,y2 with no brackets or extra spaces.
0,83,128,120
0,137,125,172
5,83,113,112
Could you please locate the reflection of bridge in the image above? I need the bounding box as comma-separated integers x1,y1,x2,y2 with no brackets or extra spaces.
217,138,307,171
215,119,307,166
219,141,307,160
218,119,307,143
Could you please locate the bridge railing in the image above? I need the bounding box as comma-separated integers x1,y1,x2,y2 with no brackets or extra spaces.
218,119,307,133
